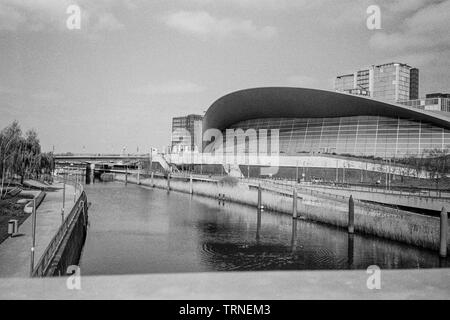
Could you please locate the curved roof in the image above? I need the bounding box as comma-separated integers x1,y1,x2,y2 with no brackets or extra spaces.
203,87,450,132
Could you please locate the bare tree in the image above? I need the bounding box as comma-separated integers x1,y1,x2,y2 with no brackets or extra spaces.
422,148,450,190
0,121,54,198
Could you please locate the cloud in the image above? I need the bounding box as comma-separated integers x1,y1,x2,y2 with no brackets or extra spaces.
370,0,450,51
0,0,129,34
131,80,206,95
0,4,27,31
30,91,64,101
382,0,435,13
163,10,277,40
179,0,318,10
0,85,20,95
90,12,125,32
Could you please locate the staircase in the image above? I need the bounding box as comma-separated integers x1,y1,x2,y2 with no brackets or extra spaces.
224,164,244,178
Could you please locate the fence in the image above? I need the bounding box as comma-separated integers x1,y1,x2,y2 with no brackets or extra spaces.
31,176,86,277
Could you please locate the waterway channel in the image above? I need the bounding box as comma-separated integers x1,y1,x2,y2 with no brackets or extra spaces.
80,182,450,275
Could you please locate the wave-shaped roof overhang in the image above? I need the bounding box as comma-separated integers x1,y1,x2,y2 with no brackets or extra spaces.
203,87,450,132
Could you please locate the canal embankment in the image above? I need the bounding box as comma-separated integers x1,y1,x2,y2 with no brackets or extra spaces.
116,173,449,253
0,181,88,277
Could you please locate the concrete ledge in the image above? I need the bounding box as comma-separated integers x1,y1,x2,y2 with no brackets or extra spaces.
0,269,449,300
23,191,46,214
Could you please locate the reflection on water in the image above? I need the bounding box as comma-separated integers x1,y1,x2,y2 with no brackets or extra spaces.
80,182,450,275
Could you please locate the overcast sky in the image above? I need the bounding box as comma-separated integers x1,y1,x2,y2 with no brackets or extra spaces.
0,0,449,153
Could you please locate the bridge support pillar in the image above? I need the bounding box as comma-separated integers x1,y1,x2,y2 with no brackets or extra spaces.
440,207,448,258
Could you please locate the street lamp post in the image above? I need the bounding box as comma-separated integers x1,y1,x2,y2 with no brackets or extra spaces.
29,198,37,277
61,169,66,224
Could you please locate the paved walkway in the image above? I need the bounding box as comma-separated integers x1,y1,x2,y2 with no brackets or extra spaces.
0,183,78,278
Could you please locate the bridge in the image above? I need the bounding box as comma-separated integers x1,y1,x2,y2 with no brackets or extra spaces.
54,154,171,172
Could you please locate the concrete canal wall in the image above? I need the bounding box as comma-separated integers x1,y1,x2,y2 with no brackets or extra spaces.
116,173,449,253
32,190,89,277
45,195,89,276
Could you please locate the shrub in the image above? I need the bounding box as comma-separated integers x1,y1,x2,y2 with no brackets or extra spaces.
219,176,239,186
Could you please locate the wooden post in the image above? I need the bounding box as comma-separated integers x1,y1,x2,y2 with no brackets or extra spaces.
151,171,154,187
257,184,262,211
348,195,354,234
256,184,262,240
343,164,345,184
347,233,354,268
336,160,339,183
125,166,128,185
440,207,448,258
292,188,298,219
189,175,193,194
167,173,171,191
137,162,141,185
291,219,298,250
256,212,261,242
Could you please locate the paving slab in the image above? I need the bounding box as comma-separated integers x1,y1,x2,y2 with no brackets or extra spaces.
0,183,78,278
0,268,449,299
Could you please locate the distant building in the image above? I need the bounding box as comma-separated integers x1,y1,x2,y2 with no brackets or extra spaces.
171,114,203,153
203,87,450,160
410,68,420,100
398,93,450,113
335,62,419,104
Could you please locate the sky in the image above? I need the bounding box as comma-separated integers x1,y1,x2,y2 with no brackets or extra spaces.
0,0,449,153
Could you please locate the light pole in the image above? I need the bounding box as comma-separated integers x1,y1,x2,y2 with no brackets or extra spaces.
30,198,37,277
61,168,66,224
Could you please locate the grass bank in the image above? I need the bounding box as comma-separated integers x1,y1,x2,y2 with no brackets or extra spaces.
0,193,34,244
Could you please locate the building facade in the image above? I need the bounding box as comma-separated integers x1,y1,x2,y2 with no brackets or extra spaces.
398,93,450,113
171,114,203,153
203,87,450,160
335,63,419,104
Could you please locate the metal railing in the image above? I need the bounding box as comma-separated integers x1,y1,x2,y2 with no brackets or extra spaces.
31,175,86,277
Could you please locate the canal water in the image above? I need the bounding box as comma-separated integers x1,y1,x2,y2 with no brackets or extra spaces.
80,182,449,275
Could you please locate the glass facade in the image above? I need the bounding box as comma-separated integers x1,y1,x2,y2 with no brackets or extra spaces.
224,116,450,159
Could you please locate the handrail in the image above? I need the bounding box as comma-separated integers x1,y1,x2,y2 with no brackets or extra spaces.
31,174,86,277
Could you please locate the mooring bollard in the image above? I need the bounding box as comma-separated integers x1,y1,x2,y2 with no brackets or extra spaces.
190,175,193,194
440,207,448,258
348,195,354,234
292,188,298,219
